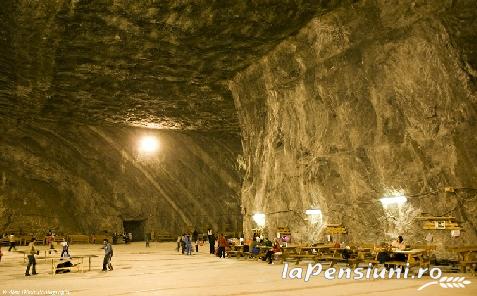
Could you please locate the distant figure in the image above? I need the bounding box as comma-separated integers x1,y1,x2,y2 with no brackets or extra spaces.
60,238,69,258
192,229,199,252
102,239,113,271
208,229,215,254
263,241,281,264
145,234,150,248
25,238,38,276
112,233,118,245
176,235,182,252
123,233,129,244
128,233,133,243
391,235,406,262
184,234,192,255
8,233,17,251
217,234,227,258
391,235,406,251
0,245,3,262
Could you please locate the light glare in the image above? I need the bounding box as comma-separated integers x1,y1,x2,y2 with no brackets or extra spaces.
380,195,407,206
138,136,159,153
252,213,266,227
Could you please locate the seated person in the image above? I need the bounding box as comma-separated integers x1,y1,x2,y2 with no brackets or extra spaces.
391,235,406,251
262,241,281,264
250,238,259,255
391,235,407,262
55,258,76,274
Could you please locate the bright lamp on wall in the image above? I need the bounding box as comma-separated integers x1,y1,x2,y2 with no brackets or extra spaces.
138,136,159,153
252,213,266,227
305,209,323,224
380,195,407,207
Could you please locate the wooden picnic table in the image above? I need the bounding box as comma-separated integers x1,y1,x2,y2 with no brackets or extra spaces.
448,246,477,274
391,248,427,267
75,254,99,271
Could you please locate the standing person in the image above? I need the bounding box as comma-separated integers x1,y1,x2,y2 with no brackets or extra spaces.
207,228,213,253
145,233,150,248
8,233,17,251
217,234,227,258
128,233,133,243
192,229,199,252
0,245,3,262
60,238,69,258
184,234,192,255
25,238,38,276
102,239,113,271
176,235,182,252
208,229,215,254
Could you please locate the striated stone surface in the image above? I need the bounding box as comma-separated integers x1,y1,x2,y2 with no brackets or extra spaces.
0,119,242,235
0,0,344,131
229,0,477,247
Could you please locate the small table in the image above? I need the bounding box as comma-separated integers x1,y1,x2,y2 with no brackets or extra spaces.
392,249,427,267
74,254,99,271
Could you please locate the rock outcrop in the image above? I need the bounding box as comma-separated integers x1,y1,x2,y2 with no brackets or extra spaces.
229,0,477,248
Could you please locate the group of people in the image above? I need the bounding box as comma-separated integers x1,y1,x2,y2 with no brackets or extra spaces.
177,229,200,255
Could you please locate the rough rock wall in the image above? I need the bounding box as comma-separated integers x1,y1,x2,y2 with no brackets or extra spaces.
0,120,242,236
229,0,477,248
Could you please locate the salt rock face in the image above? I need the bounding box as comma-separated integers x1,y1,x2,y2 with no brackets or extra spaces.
0,120,242,236
229,1,477,247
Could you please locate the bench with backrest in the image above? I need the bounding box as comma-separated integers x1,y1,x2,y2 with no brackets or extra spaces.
156,234,176,242
93,234,113,244
68,234,90,244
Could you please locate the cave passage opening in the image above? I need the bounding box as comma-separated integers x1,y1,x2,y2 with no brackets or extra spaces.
122,219,146,242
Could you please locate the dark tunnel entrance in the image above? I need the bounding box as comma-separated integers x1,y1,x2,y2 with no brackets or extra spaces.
123,220,145,242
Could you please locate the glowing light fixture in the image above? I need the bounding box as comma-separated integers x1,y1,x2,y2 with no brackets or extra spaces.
305,209,322,215
380,195,407,207
138,136,159,153
252,213,266,227
305,209,323,224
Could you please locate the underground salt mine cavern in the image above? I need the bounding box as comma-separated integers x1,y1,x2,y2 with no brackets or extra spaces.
0,1,476,295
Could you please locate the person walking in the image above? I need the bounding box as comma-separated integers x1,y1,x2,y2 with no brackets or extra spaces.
60,238,69,258
217,234,227,258
25,238,38,276
102,239,113,271
8,233,17,251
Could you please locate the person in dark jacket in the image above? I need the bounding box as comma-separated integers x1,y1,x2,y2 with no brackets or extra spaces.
102,239,113,271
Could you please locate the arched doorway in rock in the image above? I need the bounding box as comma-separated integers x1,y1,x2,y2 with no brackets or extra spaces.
122,219,146,242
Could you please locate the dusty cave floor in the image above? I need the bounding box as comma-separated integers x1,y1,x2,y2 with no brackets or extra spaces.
0,242,475,296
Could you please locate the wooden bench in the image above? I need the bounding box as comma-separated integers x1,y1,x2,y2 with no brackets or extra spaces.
227,251,242,258
68,235,90,244
460,261,477,276
156,234,176,242
93,235,113,244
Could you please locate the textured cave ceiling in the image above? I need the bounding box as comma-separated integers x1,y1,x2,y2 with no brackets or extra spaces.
0,0,345,132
